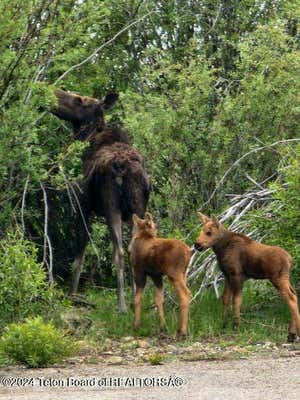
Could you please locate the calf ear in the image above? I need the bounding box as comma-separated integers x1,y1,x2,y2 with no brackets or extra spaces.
145,212,153,221
102,92,118,109
197,212,210,224
211,215,220,228
132,214,140,225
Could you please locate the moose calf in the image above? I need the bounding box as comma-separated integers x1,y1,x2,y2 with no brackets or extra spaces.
129,213,191,336
195,213,300,342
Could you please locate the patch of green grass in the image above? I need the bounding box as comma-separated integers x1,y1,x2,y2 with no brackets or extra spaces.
147,352,165,365
86,287,162,339
85,279,291,345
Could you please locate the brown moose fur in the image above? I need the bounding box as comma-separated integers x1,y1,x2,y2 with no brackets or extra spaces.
52,89,150,312
129,213,191,336
195,213,300,342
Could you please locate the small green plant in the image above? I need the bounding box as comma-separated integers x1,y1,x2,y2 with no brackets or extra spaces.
0,232,67,327
147,352,165,365
1,316,78,368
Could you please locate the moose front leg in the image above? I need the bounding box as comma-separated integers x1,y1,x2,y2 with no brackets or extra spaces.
108,212,127,313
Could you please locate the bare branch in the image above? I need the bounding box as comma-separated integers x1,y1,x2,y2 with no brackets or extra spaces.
67,181,101,266
40,182,54,284
21,174,30,238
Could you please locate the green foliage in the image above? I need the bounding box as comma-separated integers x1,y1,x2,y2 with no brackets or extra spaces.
121,50,214,234
1,0,298,241
0,233,66,327
1,316,77,368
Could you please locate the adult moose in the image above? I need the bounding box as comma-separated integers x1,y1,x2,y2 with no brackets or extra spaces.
51,89,150,312
194,213,300,342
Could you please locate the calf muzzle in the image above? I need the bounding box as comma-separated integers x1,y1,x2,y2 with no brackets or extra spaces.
194,242,204,251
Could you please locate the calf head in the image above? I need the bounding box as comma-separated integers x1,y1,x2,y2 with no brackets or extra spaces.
52,89,118,138
132,212,157,239
194,213,224,250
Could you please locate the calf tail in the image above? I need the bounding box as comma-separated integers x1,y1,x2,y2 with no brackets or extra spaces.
185,246,196,276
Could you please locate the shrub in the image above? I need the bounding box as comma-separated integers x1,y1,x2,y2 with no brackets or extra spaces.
1,316,78,367
0,232,67,327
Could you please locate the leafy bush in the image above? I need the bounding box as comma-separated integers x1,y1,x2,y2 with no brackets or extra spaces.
1,317,78,368
0,233,66,327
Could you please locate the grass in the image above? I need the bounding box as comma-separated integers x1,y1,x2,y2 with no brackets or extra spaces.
85,279,291,346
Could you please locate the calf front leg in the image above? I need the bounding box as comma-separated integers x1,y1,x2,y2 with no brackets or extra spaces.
222,278,232,328
232,290,243,330
229,276,243,330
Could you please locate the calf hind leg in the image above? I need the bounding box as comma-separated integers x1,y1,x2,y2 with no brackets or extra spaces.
170,274,191,337
133,274,146,330
272,278,300,342
151,275,166,331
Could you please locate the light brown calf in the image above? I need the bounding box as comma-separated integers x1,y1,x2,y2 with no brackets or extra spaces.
129,213,192,336
195,213,300,342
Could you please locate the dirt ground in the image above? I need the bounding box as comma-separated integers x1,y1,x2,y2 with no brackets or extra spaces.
1,355,300,400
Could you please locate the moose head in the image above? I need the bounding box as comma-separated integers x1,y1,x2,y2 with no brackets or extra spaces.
52,89,118,139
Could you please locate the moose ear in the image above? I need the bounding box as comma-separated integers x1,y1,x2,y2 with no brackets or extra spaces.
211,215,220,228
197,212,210,224
102,92,118,109
74,96,83,105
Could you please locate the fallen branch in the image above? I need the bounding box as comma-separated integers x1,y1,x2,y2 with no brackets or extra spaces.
202,138,300,208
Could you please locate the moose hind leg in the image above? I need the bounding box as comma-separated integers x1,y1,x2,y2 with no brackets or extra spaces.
70,252,85,295
108,213,127,313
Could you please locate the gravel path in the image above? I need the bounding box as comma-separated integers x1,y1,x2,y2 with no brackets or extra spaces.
1,356,300,400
